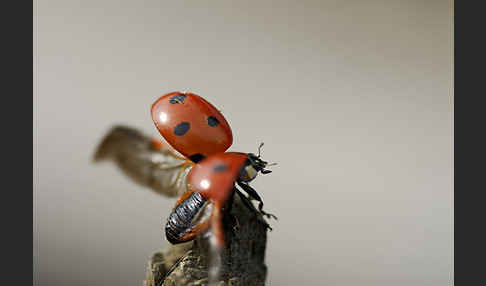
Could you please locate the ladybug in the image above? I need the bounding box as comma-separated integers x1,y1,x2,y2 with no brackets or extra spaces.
151,92,276,249
151,92,233,163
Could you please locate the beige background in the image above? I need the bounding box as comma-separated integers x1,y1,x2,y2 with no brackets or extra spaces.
34,0,453,285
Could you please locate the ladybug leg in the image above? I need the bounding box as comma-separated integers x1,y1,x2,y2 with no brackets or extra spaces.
234,188,257,212
174,220,211,243
236,182,278,220
183,220,211,241
210,201,225,249
235,189,272,231
208,203,224,282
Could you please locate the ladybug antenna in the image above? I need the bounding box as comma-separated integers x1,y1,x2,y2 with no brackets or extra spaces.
261,162,277,174
248,143,276,175
257,142,264,158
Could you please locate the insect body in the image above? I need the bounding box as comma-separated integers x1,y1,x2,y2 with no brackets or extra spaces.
151,92,233,163
151,92,275,249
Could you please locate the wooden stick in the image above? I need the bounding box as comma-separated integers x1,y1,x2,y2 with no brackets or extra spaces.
143,195,270,286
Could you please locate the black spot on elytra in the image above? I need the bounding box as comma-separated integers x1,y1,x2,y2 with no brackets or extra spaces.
189,153,205,163
213,164,228,172
174,122,190,136
169,94,187,104
207,116,219,127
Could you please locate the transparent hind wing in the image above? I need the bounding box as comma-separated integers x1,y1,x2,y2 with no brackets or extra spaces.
93,125,193,197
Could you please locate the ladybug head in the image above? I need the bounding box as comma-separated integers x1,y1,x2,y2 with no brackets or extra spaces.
238,143,276,183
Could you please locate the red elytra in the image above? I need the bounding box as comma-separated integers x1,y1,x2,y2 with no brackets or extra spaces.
151,92,233,160
187,152,248,204
186,152,249,248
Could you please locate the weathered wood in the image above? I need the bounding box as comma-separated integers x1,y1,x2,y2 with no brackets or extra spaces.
143,195,269,286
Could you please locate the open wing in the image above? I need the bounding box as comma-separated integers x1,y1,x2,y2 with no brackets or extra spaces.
93,125,192,198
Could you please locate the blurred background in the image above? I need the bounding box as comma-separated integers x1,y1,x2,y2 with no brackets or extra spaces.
33,0,453,285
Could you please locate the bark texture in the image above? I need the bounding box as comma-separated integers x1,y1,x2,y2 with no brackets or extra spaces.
143,195,270,286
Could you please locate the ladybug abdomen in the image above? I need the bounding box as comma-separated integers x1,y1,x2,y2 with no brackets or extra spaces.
151,92,233,161
165,191,211,244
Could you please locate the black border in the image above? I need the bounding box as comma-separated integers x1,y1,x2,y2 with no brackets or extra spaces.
4,1,33,285
455,1,484,285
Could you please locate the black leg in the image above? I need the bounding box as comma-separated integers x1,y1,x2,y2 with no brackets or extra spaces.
235,188,272,231
237,181,262,202
237,181,278,220
235,187,257,212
